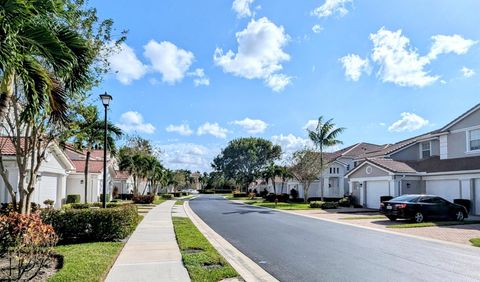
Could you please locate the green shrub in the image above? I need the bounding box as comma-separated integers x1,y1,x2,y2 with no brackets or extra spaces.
338,197,351,207
161,194,173,199
100,194,110,202
309,201,338,209
41,204,140,243
132,195,154,204
66,194,80,204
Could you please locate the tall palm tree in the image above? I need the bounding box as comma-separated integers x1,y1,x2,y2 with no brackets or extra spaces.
278,166,292,194
308,116,345,201
72,105,122,203
0,1,92,122
262,162,281,194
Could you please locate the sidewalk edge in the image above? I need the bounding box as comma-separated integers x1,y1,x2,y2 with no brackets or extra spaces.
184,201,278,282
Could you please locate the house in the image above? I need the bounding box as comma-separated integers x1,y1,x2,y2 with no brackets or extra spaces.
0,138,75,208
112,170,134,196
258,143,385,199
346,103,480,215
64,146,117,203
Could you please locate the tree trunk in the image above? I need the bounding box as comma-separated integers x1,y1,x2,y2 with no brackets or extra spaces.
320,147,324,202
0,72,14,121
84,151,90,203
303,181,309,203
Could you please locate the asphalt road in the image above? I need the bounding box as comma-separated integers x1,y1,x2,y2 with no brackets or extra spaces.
189,195,480,282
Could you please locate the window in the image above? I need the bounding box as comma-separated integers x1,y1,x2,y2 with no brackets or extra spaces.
347,164,350,171
469,129,480,151
421,141,431,159
329,168,332,174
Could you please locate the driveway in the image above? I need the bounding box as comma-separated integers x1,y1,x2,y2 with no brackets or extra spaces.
286,209,480,245
190,195,480,282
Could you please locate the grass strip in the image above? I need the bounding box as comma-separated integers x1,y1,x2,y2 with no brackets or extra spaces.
241,200,311,210
470,238,480,247
153,196,166,205
341,216,386,220
175,200,185,205
387,220,480,229
172,217,239,282
48,242,124,282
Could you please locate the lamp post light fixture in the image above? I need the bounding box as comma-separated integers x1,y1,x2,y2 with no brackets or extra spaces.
99,92,112,208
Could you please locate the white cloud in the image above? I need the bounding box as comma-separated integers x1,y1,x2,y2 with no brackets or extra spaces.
159,143,218,172
108,43,147,85
197,122,228,138
427,35,477,60
388,112,429,132
232,118,268,134
188,68,210,86
370,28,438,87
116,111,155,134
461,67,475,78
232,0,255,18
312,0,353,18
339,54,370,81
312,24,323,34
214,17,291,92
271,134,313,156
303,119,318,131
144,40,194,84
166,124,193,136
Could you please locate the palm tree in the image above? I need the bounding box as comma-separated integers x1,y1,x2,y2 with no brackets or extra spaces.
72,105,122,203
308,116,345,201
278,166,292,194
0,1,92,122
262,162,282,194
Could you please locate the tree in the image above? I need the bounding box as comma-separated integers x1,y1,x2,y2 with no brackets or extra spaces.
71,105,122,203
212,137,281,191
307,116,344,201
261,162,282,194
289,149,324,203
278,166,292,194
0,1,94,122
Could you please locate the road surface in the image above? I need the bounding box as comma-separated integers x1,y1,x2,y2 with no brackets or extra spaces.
189,195,480,282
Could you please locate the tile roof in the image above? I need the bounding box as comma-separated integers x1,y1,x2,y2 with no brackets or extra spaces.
0,137,17,155
323,142,385,163
366,158,417,174
71,160,105,173
64,146,112,173
114,170,130,180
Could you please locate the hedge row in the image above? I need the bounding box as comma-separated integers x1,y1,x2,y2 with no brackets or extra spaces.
309,201,339,209
40,204,140,243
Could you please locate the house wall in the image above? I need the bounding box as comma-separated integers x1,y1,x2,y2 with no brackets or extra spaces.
447,131,472,159
401,180,423,195
449,109,480,131
348,164,389,178
391,140,440,161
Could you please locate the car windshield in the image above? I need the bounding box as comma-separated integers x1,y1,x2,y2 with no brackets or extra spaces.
390,195,420,202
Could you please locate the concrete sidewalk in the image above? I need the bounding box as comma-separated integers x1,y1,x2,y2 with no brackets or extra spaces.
105,201,190,282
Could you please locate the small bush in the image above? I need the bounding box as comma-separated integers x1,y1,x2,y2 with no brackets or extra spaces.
290,188,299,200
309,201,338,209
132,195,155,204
66,194,80,204
161,194,173,199
233,192,248,198
41,204,140,243
100,194,110,202
116,194,133,200
0,212,58,281
338,197,351,207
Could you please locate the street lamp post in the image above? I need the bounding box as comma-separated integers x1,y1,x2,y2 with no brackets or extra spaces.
99,92,112,209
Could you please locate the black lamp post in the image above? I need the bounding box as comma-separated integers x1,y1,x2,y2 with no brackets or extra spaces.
99,92,112,208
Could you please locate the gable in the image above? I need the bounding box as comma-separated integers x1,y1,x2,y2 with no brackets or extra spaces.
443,105,480,131
347,162,389,178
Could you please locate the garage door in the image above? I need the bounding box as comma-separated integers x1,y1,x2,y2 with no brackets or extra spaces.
426,180,459,202
38,176,57,207
475,179,480,215
365,181,389,209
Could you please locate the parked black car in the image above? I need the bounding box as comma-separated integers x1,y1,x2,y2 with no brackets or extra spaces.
380,195,468,223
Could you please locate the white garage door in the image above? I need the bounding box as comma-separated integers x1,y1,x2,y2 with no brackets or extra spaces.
426,180,460,202
366,181,389,209
38,176,57,206
474,179,480,215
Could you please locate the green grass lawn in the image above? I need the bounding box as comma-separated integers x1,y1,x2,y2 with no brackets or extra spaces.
172,217,239,282
470,238,480,247
153,196,166,205
387,220,480,229
175,200,185,205
341,215,387,220
243,200,312,210
48,242,124,282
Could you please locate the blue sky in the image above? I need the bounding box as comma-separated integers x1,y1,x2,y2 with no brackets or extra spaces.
91,0,480,172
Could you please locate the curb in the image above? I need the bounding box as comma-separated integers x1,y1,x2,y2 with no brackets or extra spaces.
184,201,278,282
230,199,479,251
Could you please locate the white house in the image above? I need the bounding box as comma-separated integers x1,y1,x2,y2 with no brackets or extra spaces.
64,146,116,203
0,138,75,208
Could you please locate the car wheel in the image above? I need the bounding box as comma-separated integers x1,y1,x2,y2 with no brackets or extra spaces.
455,210,465,222
413,212,424,223
387,216,397,221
